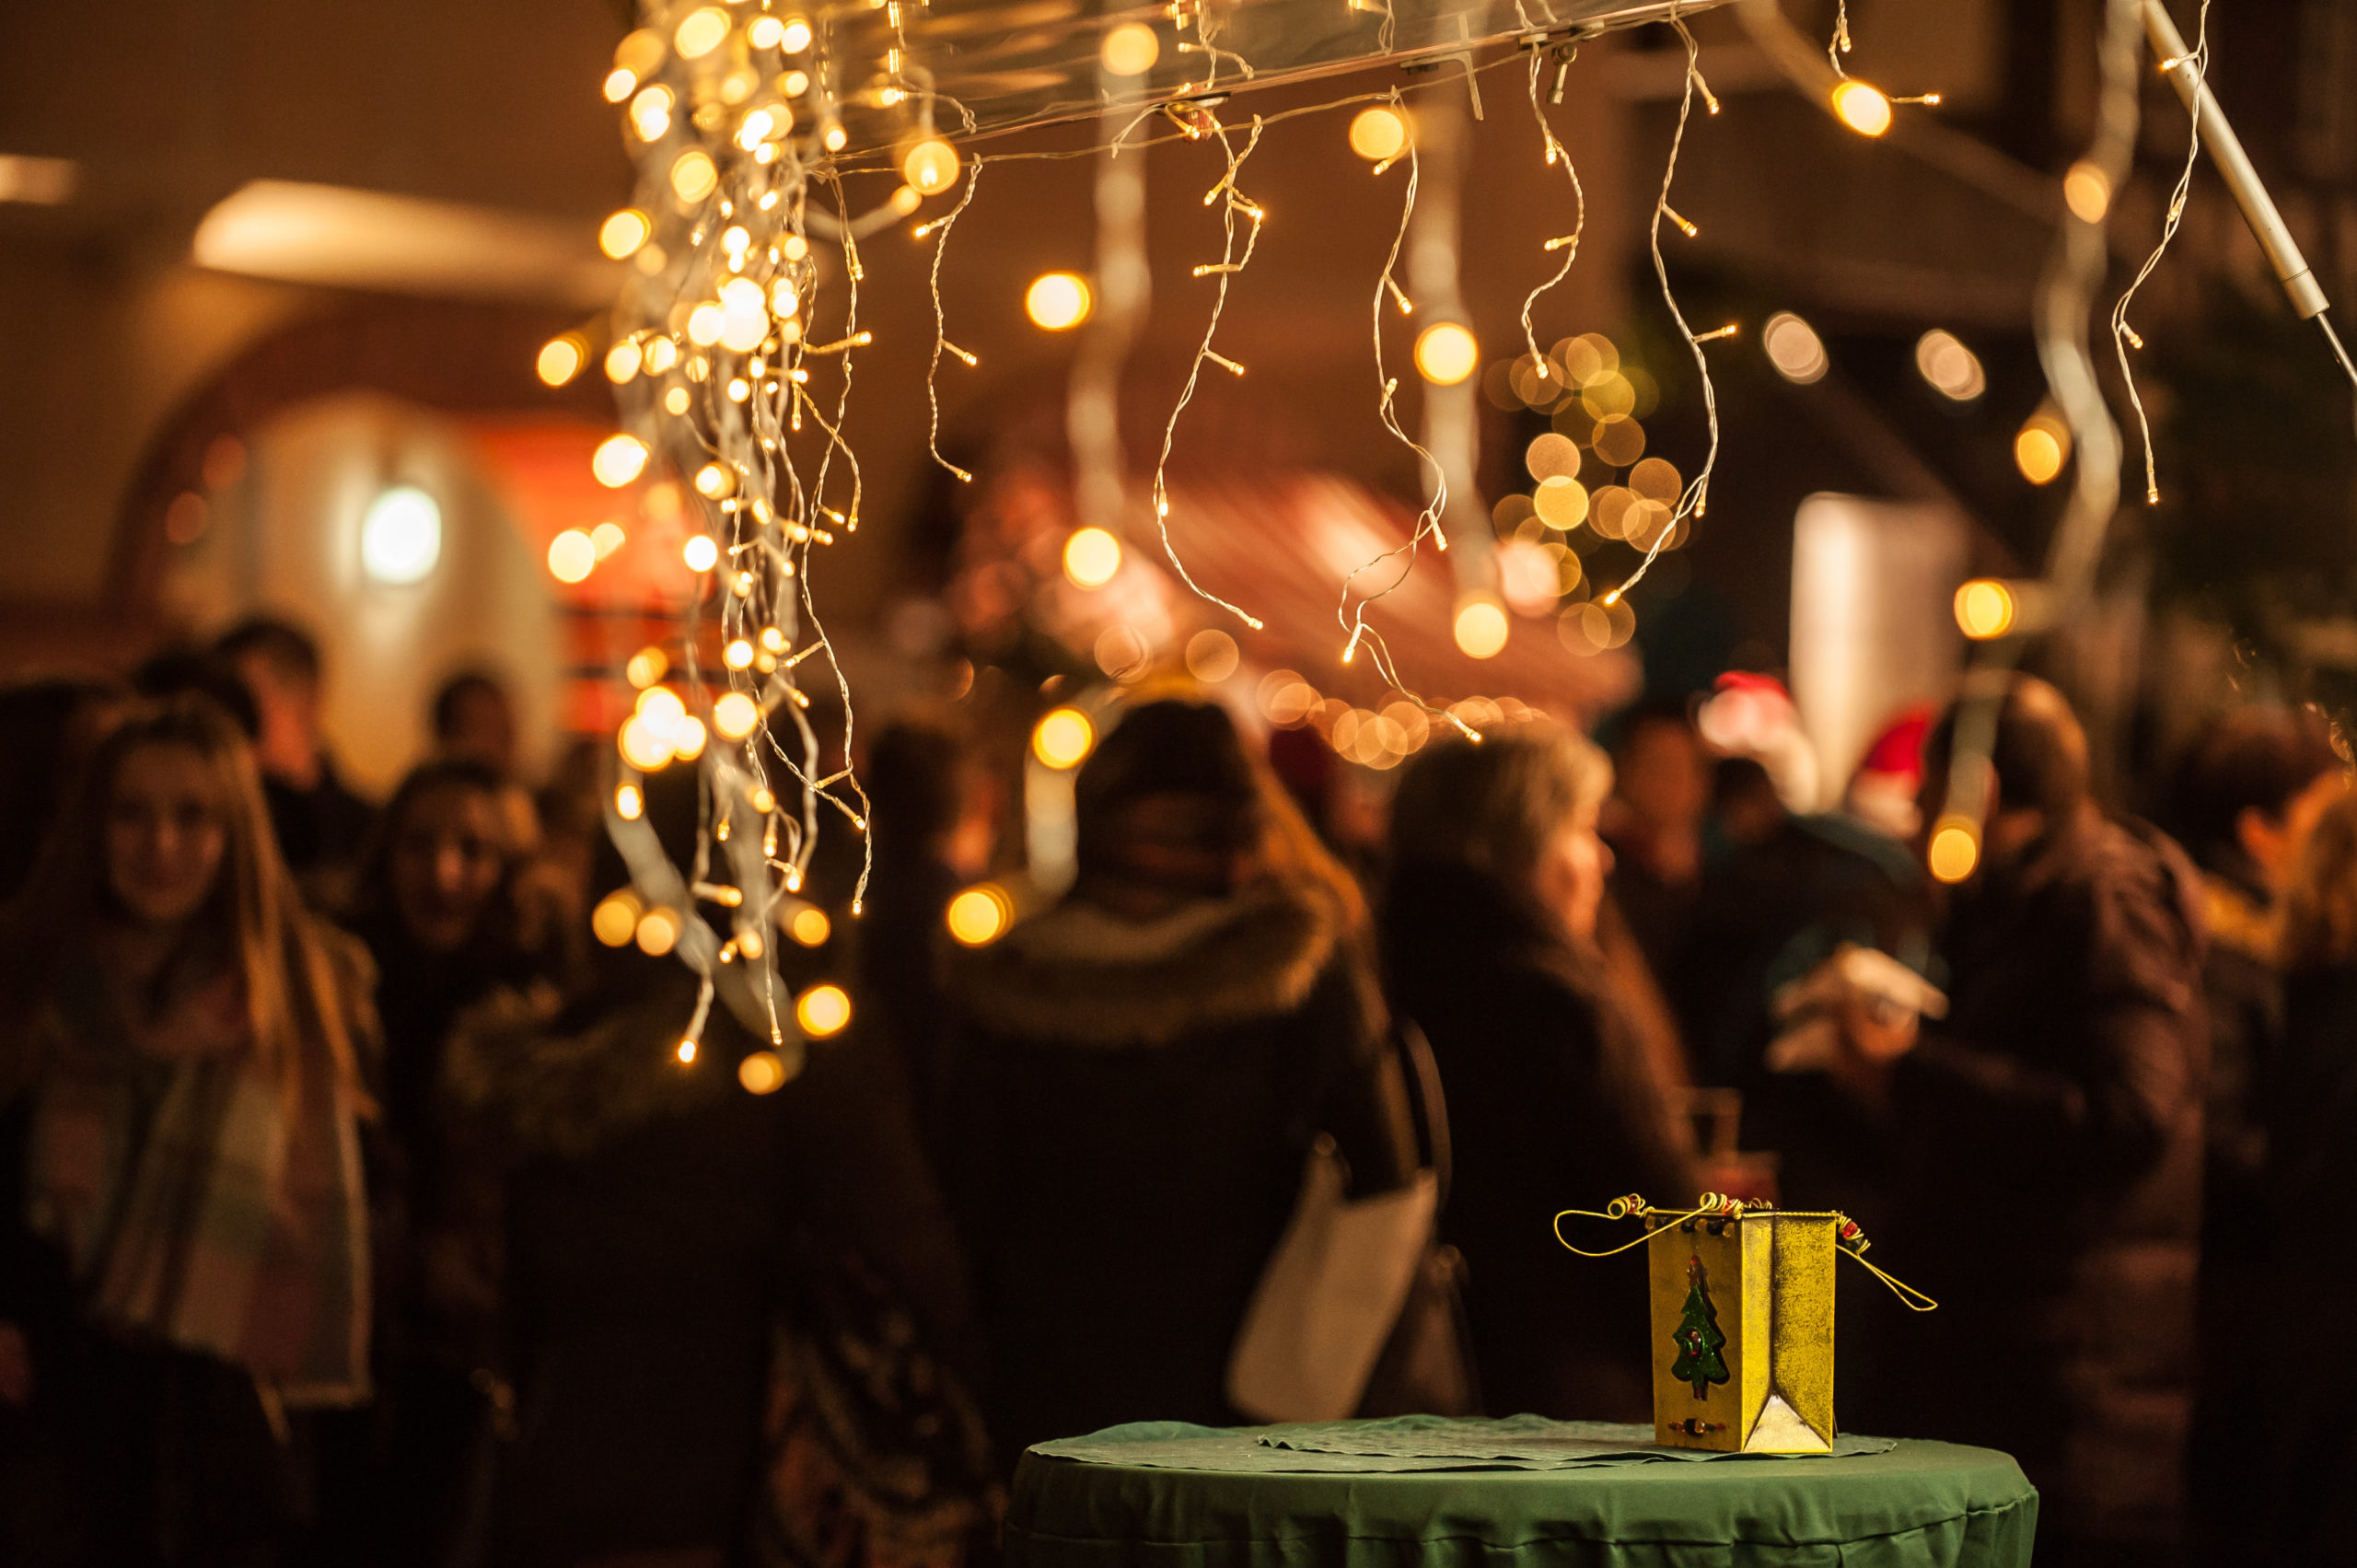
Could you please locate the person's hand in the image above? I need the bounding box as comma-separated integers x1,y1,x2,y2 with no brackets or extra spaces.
0,1321,32,1408
1828,990,1918,1106
1842,990,1920,1063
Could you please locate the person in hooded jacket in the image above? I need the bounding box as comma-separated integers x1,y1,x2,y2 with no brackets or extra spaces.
2261,787,2357,1565
1827,676,2205,1567
943,697,1415,1460
1382,723,1699,1423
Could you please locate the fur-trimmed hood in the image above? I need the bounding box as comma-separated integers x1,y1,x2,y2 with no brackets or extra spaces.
951,882,1340,1049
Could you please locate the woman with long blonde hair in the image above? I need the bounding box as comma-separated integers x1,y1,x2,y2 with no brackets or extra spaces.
0,693,376,1563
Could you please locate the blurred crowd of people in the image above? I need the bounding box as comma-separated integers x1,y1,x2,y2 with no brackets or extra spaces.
0,616,2351,1568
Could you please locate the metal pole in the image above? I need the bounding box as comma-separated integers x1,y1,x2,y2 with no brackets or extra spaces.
2142,0,2328,319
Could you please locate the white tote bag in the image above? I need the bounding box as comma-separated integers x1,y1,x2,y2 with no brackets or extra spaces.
1225,1138,1439,1423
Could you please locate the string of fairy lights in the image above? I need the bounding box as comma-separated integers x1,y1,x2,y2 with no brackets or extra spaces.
531,0,2318,1073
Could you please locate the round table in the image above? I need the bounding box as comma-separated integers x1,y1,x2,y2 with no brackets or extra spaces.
1007,1419,2037,1568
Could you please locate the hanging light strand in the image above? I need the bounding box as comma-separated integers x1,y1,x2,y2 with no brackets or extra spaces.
1146,110,1270,632
2109,0,2211,506
1517,47,1587,377
923,159,985,482
1330,90,1477,742
1619,8,1725,602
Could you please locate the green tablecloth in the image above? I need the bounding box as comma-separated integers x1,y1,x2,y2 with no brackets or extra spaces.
1008,1419,2037,1568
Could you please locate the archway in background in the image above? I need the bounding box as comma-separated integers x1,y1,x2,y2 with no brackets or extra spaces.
93,294,699,785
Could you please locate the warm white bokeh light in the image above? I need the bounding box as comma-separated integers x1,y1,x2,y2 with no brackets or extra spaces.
1101,23,1160,75
1032,707,1095,769
1026,272,1093,331
1062,527,1122,588
1414,322,1479,386
1762,312,1829,385
1453,597,1510,659
360,486,442,585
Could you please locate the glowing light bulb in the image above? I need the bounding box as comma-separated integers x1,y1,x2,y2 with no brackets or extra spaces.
591,521,626,558
687,304,725,345
822,122,847,152
795,982,852,1038
781,17,812,52
946,884,1013,946
599,209,651,259
1062,526,1122,588
790,907,832,947
671,715,707,761
625,646,668,688
1414,322,1479,386
2014,412,2069,484
1348,106,1409,162
676,1037,698,1064
644,337,678,373
635,905,681,956
537,333,586,386
748,15,785,49
2062,160,2111,223
1032,707,1095,769
713,691,760,739
1954,579,2017,640
548,529,597,583
636,684,686,731
695,462,736,498
1913,329,1985,401
902,138,959,195
670,149,719,203
619,716,673,770
1026,272,1092,331
674,6,729,58
592,433,649,487
632,87,674,141
591,889,642,947
605,338,644,383
615,782,644,819
1101,22,1160,75
604,68,638,103
738,1051,787,1093
1927,819,1980,883
718,275,769,352
1831,80,1893,136
358,486,441,585
682,535,720,573
724,637,754,669
1453,597,1510,659
1762,311,1829,385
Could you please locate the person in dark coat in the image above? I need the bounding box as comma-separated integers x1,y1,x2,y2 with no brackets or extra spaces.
444,767,981,1568
2167,707,2342,1564
1383,724,1699,1423
2264,788,2357,1565
331,758,572,1567
944,698,1414,1459
1827,676,2205,1565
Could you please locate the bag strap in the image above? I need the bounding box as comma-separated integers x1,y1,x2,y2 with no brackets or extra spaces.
1394,1017,1452,1212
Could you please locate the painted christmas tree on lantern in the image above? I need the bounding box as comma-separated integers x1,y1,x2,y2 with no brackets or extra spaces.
1669,1255,1730,1398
